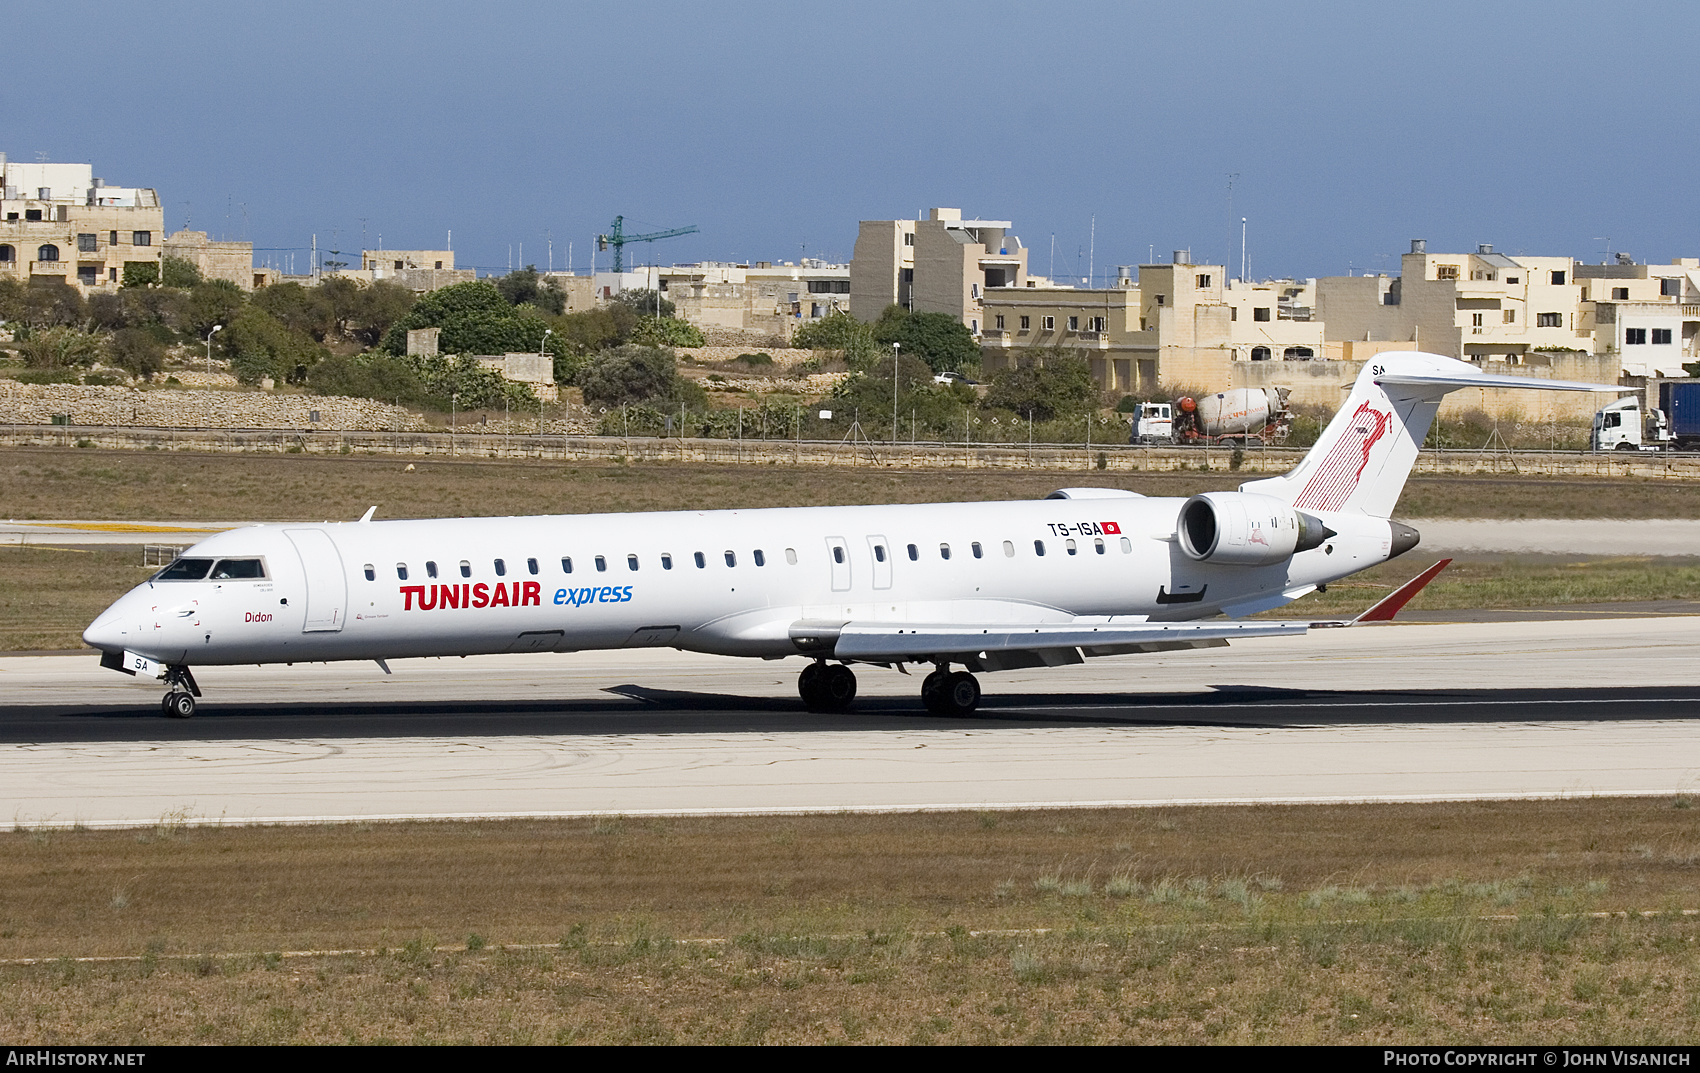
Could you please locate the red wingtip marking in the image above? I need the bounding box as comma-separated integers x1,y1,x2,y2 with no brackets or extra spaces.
1353,558,1451,623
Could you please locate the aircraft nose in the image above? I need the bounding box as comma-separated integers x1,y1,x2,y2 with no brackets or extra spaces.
83,597,134,652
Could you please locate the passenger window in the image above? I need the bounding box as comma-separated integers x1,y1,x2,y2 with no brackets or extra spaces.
1094,538,1105,555
210,558,265,579
972,542,983,559
628,554,639,571
874,545,886,563
907,544,918,561
661,553,673,570
1066,539,1077,555
595,556,607,572
1120,537,1132,554
527,558,539,575
754,549,766,567
1003,541,1015,558
785,548,797,565
561,557,573,574
426,561,438,579
363,564,375,581
494,559,506,577
396,563,409,580
1034,540,1046,556
156,558,214,580
832,547,844,564
940,543,951,560
694,551,706,568
724,550,737,567
460,560,472,578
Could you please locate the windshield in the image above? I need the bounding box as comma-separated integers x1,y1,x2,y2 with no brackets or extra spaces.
155,558,213,581
210,558,266,580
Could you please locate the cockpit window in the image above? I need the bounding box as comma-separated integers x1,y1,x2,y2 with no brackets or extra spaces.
155,558,213,581
210,558,266,580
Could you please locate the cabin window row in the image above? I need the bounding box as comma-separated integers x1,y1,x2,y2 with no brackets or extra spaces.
364,549,798,582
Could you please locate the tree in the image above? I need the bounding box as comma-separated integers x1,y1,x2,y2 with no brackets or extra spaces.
221,306,327,384
17,326,103,368
871,305,980,373
161,256,202,288
350,281,416,348
577,345,703,410
252,281,334,341
308,352,430,407
87,292,128,331
381,280,565,364
173,280,245,341
792,310,878,360
496,266,566,315
630,316,705,348
121,262,159,287
609,288,674,319
106,328,167,379
20,282,86,329
982,351,1098,422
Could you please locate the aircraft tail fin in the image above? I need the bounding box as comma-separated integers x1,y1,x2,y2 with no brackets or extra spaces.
1239,352,1618,518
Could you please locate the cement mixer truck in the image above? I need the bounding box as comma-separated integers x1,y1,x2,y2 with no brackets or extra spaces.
1129,387,1293,445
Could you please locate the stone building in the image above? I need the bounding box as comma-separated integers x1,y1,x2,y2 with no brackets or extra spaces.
849,208,1028,331
163,230,262,290
0,153,163,289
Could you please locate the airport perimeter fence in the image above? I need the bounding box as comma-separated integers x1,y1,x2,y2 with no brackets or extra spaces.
4,422,1700,479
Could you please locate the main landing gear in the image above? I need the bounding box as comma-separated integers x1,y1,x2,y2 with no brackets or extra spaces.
160,665,201,719
921,666,980,717
795,661,982,716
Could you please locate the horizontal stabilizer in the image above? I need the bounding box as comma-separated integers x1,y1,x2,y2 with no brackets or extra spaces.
1374,369,1619,394
1352,557,1451,623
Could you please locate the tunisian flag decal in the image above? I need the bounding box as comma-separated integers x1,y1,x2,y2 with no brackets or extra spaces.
1102,521,1122,535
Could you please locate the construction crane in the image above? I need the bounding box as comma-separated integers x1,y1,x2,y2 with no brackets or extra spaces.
596,215,699,273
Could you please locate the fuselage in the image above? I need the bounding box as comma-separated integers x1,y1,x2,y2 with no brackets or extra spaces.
82,495,1399,669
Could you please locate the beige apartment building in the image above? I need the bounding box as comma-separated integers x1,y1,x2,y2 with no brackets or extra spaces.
850,208,1027,331
981,253,1325,395
589,260,852,340
1317,241,1699,379
352,249,473,292
0,155,163,289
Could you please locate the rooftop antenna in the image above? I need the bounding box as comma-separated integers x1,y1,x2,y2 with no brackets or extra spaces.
1225,172,1238,278
1088,215,1095,289
1240,217,1247,283
1595,236,1611,264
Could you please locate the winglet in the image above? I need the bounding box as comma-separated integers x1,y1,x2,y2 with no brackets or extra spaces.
1351,558,1451,624
358,506,377,523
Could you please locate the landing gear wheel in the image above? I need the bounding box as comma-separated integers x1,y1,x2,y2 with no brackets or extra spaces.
939,671,980,716
163,691,195,719
799,662,857,712
921,669,951,715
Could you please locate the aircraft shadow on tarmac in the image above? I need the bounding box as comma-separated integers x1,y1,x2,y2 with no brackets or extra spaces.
7,683,1700,743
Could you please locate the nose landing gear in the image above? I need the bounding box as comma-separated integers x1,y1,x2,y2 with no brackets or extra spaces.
798,661,858,712
922,665,981,717
160,665,201,719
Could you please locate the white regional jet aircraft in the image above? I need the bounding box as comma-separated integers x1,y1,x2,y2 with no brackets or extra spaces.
84,353,1612,718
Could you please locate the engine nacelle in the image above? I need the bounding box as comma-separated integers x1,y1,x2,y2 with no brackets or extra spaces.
1176,492,1332,566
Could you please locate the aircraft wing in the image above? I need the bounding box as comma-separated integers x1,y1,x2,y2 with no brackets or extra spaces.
795,619,1310,672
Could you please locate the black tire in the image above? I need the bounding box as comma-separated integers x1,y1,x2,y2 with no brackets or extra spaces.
943,671,980,716
1615,442,1635,452
921,669,950,714
160,693,177,717
798,662,827,710
821,664,858,711
166,692,195,719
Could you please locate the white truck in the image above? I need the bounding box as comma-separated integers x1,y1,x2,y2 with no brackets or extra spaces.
1591,395,1670,452
1129,387,1292,446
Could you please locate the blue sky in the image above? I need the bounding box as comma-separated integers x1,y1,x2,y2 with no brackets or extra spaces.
10,1,1695,282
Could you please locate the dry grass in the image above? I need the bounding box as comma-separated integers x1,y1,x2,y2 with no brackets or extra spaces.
1,799,1697,1043
1263,555,1700,619
5,446,1700,521
0,545,156,651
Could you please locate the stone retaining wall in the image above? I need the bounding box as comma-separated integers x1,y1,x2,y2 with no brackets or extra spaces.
0,381,428,431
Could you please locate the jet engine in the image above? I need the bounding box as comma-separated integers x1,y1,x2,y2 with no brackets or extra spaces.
1175,492,1334,566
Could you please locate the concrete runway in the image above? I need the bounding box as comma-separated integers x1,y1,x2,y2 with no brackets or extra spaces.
4,617,1700,826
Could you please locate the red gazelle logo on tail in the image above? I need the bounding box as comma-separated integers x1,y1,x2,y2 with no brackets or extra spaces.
1293,401,1391,512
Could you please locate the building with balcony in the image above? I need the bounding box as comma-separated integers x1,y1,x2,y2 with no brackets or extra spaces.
586,260,851,341
849,208,1028,331
0,153,163,290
